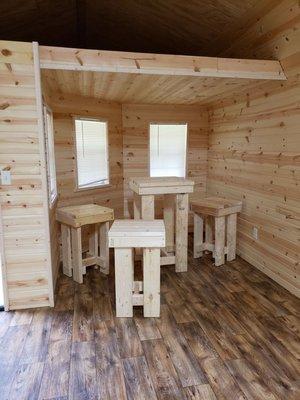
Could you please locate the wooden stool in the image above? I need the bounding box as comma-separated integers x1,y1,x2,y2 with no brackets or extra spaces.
191,197,242,266
56,204,114,283
108,219,165,317
129,177,194,272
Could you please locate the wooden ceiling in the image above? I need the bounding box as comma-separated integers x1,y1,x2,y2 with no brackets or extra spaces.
41,69,266,106
0,0,280,57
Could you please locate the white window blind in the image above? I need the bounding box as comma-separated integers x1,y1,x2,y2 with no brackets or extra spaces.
44,106,57,205
149,123,187,177
75,118,109,189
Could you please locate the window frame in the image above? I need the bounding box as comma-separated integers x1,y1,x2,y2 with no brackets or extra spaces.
73,116,110,192
148,121,189,178
43,105,58,208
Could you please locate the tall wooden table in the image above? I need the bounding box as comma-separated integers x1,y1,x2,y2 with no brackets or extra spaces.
129,177,194,272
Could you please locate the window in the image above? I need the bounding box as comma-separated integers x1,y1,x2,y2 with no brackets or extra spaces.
149,123,187,177
44,106,57,205
74,118,109,189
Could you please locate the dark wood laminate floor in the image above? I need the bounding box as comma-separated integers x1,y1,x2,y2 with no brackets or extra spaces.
0,250,299,400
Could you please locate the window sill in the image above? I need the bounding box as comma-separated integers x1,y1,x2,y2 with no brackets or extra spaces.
74,183,112,193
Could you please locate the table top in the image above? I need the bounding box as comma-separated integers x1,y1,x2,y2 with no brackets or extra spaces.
56,204,114,227
129,176,194,195
191,197,242,217
109,219,165,248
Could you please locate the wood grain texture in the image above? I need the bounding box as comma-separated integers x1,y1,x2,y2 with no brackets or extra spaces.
207,0,300,297
44,92,124,216
122,103,208,216
0,40,53,310
0,252,299,399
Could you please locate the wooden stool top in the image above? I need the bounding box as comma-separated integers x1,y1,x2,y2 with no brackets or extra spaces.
191,197,242,217
56,204,114,227
109,219,165,248
129,176,194,195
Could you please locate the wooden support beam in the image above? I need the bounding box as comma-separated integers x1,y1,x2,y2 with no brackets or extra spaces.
39,45,286,80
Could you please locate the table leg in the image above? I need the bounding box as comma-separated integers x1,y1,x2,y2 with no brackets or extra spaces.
193,213,203,258
143,248,160,317
99,221,109,274
71,227,83,283
175,193,188,272
61,224,72,277
141,195,155,220
115,248,134,317
214,216,225,266
227,213,237,262
163,194,175,253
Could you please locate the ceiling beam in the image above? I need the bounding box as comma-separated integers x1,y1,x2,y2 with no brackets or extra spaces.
39,45,286,80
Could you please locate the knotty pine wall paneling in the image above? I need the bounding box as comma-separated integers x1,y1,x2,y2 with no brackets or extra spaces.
207,0,300,297
122,104,209,216
0,41,54,309
47,93,124,217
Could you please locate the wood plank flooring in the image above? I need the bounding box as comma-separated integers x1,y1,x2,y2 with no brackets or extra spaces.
0,250,299,400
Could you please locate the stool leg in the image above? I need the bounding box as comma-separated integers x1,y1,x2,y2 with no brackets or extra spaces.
133,193,142,257
141,195,155,220
205,216,213,245
99,221,109,274
115,248,134,317
194,213,203,258
227,213,237,262
143,248,160,317
88,224,98,257
71,227,83,283
164,194,175,253
214,216,225,266
61,224,72,277
133,193,141,219
175,193,188,272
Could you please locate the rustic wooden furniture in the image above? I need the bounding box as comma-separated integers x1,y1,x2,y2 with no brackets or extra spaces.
129,177,194,272
191,197,242,266
56,204,114,283
109,219,165,317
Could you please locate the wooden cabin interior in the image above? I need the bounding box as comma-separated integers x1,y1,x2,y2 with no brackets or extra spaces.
0,1,299,399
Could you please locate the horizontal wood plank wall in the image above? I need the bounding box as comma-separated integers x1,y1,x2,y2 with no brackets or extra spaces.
49,201,60,286
45,93,124,217
0,41,53,309
122,104,209,216
207,0,300,297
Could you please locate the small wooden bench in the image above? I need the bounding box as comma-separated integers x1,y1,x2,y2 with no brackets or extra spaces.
191,197,242,266
109,219,165,317
56,204,114,283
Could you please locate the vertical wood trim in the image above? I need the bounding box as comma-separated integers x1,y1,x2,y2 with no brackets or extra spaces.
33,42,54,306
0,205,9,311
